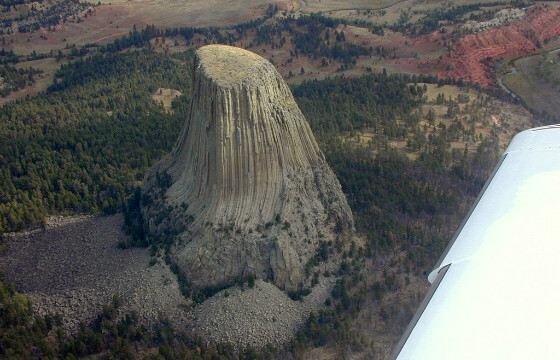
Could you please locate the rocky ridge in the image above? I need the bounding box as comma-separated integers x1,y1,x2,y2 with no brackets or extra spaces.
462,8,526,33
438,5,560,87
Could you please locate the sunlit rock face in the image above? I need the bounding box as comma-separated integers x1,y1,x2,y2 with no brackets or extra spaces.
142,45,353,292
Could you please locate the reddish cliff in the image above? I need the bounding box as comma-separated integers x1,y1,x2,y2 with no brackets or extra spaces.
438,5,560,87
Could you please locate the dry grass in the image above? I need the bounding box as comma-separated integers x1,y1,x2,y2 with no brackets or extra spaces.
303,0,420,26
305,0,510,25
422,83,534,148
3,0,275,55
502,50,560,120
301,0,402,13
423,84,465,101
151,88,182,112
342,83,534,159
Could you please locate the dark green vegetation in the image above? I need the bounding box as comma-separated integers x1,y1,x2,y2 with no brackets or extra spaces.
293,72,427,136
0,277,61,358
0,49,18,64
0,50,192,234
252,14,376,64
0,64,41,96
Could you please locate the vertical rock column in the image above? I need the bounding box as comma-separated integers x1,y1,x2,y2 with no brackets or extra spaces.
142,45,353,292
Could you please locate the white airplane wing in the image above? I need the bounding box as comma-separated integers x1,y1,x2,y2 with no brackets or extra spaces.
392,124,560,360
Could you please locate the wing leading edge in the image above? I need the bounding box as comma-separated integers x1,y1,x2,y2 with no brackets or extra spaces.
392,125,560,360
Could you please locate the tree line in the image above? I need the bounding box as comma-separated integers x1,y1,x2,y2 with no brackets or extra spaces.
0,50,192,234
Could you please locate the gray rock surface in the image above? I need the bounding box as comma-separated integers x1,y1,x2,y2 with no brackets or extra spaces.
142,45,353,293
191,278,334,349
0,215,340,349
0,215,189,331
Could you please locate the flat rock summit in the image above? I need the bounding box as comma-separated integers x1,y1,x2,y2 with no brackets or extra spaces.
142,45,354,294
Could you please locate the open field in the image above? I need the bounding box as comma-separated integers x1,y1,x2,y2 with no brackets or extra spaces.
502,48,560,121
303,0,519,25
301,0,402,13
3,0,278,54
301,0,389,26
344,83,534,158
300,0,510,14
94,0,276,27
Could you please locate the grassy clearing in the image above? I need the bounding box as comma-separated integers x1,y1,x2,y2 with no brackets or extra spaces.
306,0,512,26
302,0,403,13
151,88,182,112
343,83,534,157
502,50,560,122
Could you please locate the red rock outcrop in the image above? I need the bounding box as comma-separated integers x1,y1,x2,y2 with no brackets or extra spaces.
438,5,560,87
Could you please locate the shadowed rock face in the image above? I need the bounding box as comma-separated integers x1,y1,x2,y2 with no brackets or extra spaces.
142,45,353,292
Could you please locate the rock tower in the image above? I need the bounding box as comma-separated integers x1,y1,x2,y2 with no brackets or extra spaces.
142,45,353,293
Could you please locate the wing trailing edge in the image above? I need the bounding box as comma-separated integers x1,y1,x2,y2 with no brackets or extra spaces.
392,125,560,360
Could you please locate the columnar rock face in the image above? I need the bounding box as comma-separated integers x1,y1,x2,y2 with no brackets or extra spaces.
142,45,353,292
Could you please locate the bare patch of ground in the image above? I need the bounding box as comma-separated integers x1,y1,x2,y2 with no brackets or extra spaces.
301,0,509,25
151,88,182,112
